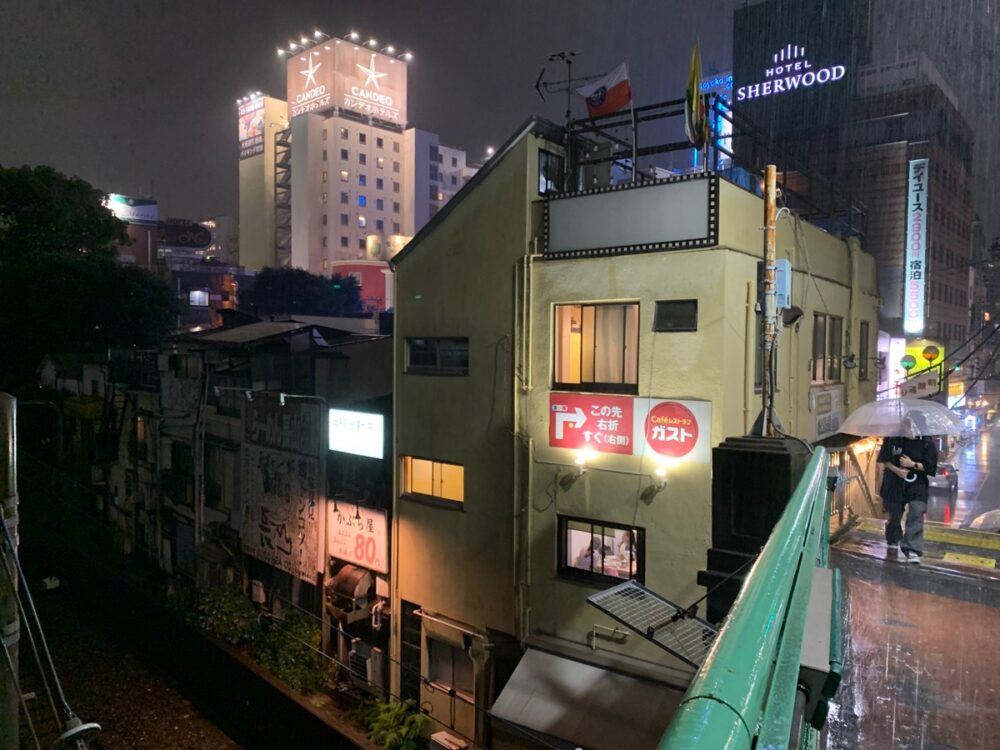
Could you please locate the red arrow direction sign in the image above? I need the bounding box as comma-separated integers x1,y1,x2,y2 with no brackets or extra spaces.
548,393,634,455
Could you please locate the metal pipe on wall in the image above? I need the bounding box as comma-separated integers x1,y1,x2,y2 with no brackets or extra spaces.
0,394,18,750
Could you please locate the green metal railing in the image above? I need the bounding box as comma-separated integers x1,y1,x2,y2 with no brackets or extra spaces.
659,447,837,750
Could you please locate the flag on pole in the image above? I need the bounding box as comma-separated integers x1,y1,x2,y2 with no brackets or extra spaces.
576,62,632,118
685,42,708,149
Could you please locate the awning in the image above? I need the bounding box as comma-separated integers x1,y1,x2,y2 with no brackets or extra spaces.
490,648,684,750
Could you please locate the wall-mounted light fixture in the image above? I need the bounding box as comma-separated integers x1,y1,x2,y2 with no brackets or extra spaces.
640,466,668,503
559,451,591,491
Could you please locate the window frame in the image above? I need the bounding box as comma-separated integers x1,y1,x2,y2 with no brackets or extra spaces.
553,302,639,394
427,638,474,702
400,455,465,507
858,321,870,382
653,299,698,332
811,313,844,384
557,515,645,586
405,337,469,375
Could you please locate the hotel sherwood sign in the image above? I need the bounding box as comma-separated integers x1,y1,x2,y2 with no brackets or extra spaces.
736,44,846,101
287,41,407,123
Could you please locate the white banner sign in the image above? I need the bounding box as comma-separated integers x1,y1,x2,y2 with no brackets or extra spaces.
329,408,384,458
327,505,388,574
903,159,929,335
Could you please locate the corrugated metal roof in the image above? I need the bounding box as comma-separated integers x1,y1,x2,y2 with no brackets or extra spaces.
196,321,308,344
287,315,378,335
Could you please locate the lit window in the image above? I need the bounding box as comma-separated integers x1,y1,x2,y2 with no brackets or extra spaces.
538,149,564,195
358,216,367,229
401,456,464,503
339,170,349,182
558,516,644,585
358,195,367,207
377,156,385,169
811,314,843,383
189,290,209,307
554,303,639,393
406,337,468,375
436,191,444,202
339,128,349,139
322,171,328,182
322,259,329,269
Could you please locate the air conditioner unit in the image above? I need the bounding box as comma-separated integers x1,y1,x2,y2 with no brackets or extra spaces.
429,730,468,750
347,638,386,698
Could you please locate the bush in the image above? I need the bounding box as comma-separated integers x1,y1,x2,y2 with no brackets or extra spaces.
194,585,259,645
255,608,327,692
353,699,430,750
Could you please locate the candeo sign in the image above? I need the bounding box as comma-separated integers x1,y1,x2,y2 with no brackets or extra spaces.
736,44,846,101
287,42,407,122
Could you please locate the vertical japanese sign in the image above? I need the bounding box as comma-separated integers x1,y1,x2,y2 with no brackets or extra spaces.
327,505,388,574
548,393,711,463
242,397,323,582
903,158,929,335
237,97,265,160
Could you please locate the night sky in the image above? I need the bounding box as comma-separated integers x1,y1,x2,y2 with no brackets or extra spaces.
0,1,736,219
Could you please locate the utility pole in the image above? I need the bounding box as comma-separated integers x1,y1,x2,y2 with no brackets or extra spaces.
761,165,779,437
0,394,18,750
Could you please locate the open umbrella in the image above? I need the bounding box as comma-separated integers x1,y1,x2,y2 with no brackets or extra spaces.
839,397,962,437
969,510,1000,532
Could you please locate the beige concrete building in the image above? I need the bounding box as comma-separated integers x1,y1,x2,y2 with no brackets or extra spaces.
237,95,289,272
389,118,878,750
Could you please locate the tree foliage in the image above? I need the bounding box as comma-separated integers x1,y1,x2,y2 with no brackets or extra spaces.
241,267,363,317
0,164,177,391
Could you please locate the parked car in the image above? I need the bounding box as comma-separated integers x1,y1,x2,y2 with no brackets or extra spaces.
929,461,959,494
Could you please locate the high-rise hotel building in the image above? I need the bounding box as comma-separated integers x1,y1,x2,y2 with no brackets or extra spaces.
237,35,475,311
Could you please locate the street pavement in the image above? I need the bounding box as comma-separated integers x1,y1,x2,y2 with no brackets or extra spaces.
927,424,999,527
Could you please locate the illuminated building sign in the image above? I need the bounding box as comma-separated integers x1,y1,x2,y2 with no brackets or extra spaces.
238,97,265,160
104,194,158,226
548,393,711,463
736,44,846,101
287,42,407,122
903,158,929,335
327,505,388,574
328,408,384,458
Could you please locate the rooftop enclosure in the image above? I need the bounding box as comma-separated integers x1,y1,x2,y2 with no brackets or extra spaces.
566,95,865,238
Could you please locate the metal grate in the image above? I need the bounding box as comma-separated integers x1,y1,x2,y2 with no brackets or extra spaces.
587,580,718,668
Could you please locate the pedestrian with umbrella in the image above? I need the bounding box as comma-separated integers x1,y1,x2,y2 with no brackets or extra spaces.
841,398,962,565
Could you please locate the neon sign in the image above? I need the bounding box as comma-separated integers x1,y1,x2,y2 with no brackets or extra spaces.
736,44,846,101
903,159,929,335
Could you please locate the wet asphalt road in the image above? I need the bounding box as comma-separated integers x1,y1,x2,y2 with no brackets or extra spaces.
934,425,1000,527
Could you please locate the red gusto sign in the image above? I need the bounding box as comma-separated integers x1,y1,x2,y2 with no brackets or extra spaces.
548,394,634,455
644,401,699,458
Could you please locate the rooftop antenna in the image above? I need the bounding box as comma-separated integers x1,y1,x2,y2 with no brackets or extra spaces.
536,52,597,191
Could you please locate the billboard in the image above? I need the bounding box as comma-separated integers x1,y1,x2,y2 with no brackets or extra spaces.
903,159,929,335
159,218,213,249
104,194,158,226
548,393,711,463
328,408,384,459
242,398,324,582
238,97,265,160
287,42,407,123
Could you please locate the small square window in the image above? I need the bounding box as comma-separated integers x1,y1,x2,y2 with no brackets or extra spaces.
322,171,328,182
340,214,348,226
376,198,384,210
376,178,384,190
393,202,400,213
322,149,327,161
359,174,367,186
340,149,349,160
376,219,384,231
451,175,457,186
358,216,367,228
376,137,384,149
393,161,400,173
436,191,444,202
653,300,698,332
339,128,349,139
322,237,328,248
358,195,367,207
359,132,367,144
340,236,349,247
339,170,349,182
393,142,400,153
359,239,366,249
393,182,400,194
359,153,367,165
322,129,328,140
377,156,385,169
321,192,328,203
340,192,349,204
452,156,458,167
322,214,328,225
393,222,401,233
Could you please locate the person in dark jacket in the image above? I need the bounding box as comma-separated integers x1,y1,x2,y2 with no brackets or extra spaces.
877,415,938,564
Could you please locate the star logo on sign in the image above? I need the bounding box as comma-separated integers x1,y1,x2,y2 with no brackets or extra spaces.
300,52,322,88
356,53,387,90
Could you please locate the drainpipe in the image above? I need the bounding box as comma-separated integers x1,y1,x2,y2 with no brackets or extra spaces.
743,282,755,435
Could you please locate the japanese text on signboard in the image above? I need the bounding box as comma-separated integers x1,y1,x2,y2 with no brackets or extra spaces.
327,505,388,574
903,158,929,335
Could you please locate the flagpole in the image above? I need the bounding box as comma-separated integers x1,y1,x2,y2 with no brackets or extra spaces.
630,100,638,183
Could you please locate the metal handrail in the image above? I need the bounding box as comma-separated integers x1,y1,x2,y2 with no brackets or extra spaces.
658,447,830,750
